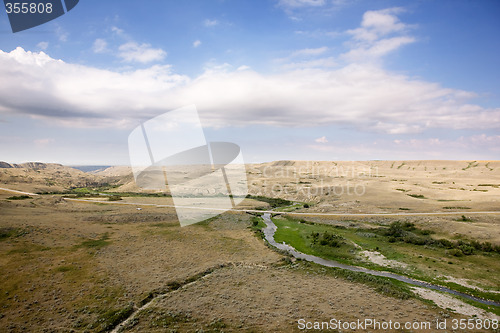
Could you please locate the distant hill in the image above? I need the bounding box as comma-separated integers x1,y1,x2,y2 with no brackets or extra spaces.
0,161,117,193
0,161,62,169
71,165,113,173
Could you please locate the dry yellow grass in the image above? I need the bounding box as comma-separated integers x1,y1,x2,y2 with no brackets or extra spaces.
1,160,499,332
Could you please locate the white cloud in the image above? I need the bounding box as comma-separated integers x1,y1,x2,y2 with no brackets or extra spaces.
278,47,334,69
388,135,500,153
294,29,341,38
0,47,188,128
193,40,202,48
55,25,69,42
315,136,328,143
343,7,415,62
111,26,125,36
1,7,499,135
37,42,49,50
117,42,166,63
0,47,499,134
281,57,337,70
279,0,326,8
92,39,108,53
204,19,218,27
351,7,407,41
291,46,328,57
34,138,54,147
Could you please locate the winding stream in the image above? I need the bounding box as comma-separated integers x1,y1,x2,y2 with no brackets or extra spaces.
261,213,500,307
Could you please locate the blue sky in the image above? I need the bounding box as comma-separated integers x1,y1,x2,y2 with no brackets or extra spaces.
0,0,499,164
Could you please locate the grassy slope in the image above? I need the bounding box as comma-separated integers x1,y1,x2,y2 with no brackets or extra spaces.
272,216,500,315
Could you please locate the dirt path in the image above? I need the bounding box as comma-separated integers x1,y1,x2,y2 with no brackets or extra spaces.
64,197,500,217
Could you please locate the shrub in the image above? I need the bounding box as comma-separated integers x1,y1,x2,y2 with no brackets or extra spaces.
310,232,320,244
407,194,426,199
458,243,474,255
439,239,455,249
311,231,344,247
6,195,31,200
448,249,463,257
108,195,122,201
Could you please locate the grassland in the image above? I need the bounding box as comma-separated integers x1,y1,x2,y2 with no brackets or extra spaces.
271,215,500,315
1,160,499,332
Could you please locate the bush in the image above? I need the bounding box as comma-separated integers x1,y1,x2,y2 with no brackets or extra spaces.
439,239,455,249
6,195,31,200
311,231,344,247
458,243,474,255
448,249,463,257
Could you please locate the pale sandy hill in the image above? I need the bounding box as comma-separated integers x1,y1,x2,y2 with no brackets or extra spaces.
0,161,111,193
247,160,500,211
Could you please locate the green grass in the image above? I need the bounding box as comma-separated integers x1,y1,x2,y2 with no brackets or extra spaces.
0,227,28,240
56,265,77,272
76,233,111,249
7,243,51,254
246,195,292,208
39,187,171,198
269,215,500,305
299,261,414,300
90,306,134,332
150,223,176,228
273,217,358,264
149,309,191,329
275,203,305,212
249,215,266,238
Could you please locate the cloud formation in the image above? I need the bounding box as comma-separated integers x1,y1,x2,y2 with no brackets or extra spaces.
315,136,328,143
37,42,49,50
343,7,415,62
204,19,218,27
92,39,108,53
279,0,326,8
291,46,328,57
1,46,498,133
117,42,167,63
0,8,498,135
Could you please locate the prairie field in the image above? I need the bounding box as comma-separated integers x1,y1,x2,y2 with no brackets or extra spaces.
0,160,499,332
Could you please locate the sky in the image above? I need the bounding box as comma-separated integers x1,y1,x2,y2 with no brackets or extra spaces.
0,0,499,165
